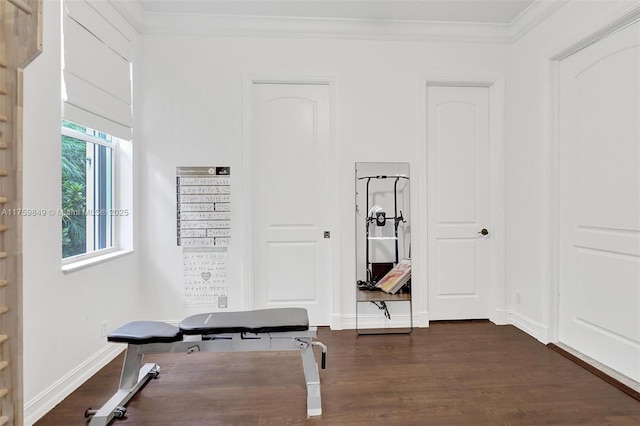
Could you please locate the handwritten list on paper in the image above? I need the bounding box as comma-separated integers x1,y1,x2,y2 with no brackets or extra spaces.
177,166,231,308
183,248,228,308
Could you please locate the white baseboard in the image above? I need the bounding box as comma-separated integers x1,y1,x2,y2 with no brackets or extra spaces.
338,309,545,341
491,308,508,325
24,343,125,426
330,313,343,330
552,342,640,394
506,310,550,343
414,310,429,327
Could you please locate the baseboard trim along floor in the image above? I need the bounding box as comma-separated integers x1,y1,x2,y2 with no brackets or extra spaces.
547,342,640,402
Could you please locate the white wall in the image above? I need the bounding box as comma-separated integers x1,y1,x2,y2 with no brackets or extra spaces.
21,0,640,422
507,0,638,341
22,1,144,423
135,33,510,326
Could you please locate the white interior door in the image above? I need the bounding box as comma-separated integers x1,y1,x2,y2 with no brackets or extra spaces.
251,82,332,325
558,22,640,381
427,86,491,320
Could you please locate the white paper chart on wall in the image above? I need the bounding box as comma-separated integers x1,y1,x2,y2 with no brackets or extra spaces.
176,166,231,247
183,247,228,308
177,166,230,308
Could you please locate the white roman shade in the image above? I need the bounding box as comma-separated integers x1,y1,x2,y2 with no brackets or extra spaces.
62,0,133,140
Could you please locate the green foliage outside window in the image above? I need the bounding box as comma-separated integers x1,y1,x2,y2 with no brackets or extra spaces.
62,121,87,258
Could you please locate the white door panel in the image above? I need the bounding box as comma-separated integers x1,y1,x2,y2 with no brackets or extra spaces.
558,21,640,381
427,86,491,320
251,83,331,325
266,242,317,301
437,239,480,295
435,101,481,224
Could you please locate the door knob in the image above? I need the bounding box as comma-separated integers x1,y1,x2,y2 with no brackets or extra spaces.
478,228,489,236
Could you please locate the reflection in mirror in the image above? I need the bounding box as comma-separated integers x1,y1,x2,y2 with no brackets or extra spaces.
355,163,411,293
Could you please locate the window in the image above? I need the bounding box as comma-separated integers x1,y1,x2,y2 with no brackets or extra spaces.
61,120,118,259
60,0,134,269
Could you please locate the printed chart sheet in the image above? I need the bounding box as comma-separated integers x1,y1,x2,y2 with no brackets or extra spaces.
177,166,230,308
183,247,228,308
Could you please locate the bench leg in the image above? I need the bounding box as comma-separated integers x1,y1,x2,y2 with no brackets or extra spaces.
119,344,145,389
89,345,159,426
299,340,322,416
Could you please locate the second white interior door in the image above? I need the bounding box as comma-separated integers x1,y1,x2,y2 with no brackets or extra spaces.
427,85,491,320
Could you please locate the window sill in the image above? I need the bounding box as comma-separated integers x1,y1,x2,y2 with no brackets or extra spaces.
62,249,135,274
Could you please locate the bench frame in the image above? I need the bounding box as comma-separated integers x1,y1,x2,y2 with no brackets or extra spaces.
89,328,324,426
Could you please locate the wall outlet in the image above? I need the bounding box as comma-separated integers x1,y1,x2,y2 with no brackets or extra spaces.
101,320,109,338
515,292,522,305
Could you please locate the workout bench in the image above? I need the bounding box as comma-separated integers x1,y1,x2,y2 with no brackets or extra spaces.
86,308,327,425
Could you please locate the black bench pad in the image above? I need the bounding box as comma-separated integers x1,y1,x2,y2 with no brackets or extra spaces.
108,321,183,344
180,308,309,335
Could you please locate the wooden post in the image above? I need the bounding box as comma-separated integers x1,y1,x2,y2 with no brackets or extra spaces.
0,0,43,424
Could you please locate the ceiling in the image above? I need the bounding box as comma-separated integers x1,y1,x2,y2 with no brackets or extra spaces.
135,0,537,25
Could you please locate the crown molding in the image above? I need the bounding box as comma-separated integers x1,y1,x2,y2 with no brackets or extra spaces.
548,1,640,60
116,12,511,43
510,0,569,42
108,0,145,31
109,0,567,45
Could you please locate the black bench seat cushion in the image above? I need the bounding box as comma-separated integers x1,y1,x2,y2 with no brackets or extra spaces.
180,308,309,335
108,321,183,344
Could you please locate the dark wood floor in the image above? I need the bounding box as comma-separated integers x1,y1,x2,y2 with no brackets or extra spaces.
36,321,640,425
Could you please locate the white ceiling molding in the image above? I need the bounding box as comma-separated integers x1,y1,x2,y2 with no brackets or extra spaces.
509,0,569,42
108,0,146,32
109,0,566,44
548,1,640,60
134,0,536,23
146,15,510,43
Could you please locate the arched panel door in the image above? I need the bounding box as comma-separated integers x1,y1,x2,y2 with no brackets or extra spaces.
558,22,640,382
250,82,332,325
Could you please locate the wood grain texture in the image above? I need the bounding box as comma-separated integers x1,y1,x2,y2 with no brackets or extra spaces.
35,321,640,425
1,1,42,424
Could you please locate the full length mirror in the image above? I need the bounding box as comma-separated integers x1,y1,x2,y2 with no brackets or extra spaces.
355,162,411,333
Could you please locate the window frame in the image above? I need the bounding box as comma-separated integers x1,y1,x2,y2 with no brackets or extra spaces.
61,123,131,269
